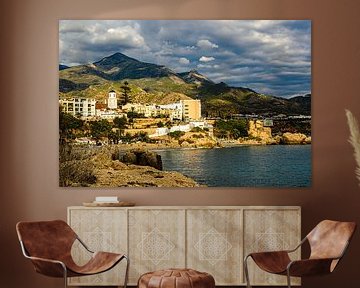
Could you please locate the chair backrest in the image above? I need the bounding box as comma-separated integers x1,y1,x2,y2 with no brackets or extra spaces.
16,220,77,261
307,220,356,261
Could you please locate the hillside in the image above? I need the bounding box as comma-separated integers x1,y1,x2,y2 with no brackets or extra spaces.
59,52,311,116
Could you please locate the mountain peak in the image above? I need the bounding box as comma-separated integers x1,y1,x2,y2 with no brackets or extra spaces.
94,52,139,67
189,69,200,74
59,64,70,71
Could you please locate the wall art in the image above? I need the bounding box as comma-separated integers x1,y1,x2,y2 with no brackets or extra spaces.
59,20,311,187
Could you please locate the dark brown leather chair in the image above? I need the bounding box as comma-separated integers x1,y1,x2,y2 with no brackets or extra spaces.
16,220,129,288
244,220,356,288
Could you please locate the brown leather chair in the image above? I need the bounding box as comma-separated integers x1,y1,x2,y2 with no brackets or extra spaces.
16,220,129,288
244,220,356,288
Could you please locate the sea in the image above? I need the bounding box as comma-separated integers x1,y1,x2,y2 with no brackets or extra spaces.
155,145,311,187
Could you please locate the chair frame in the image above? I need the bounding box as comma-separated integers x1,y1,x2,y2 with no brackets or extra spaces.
18,230,129,288
244,236,351,288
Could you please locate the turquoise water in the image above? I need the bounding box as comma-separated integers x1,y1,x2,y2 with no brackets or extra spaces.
155,145,311,187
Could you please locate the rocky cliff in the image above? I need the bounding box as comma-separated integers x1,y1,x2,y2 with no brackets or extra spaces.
60,145,201,187
247,120,275,144
245,120,311,145
281,132,311,145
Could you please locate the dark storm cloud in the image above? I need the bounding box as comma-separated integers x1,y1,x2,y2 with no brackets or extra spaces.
59,20,311,97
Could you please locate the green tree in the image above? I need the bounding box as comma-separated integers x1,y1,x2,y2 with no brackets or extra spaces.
134,131,150,143
157,121,165,128
214,119,248,139
90,119,112,143
121,81,131,104
168,131,185,139
59,111,84,142
113,116,127,135
108,131,120,144
121,132,133,143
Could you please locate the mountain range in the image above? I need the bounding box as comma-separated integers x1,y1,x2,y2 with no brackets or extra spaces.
59,52,311,116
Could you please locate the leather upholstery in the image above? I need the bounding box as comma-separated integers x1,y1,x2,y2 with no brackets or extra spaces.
307,220,356,260
138,269,215,288
250,251,291,274
249,220,356,277
16,220,124,278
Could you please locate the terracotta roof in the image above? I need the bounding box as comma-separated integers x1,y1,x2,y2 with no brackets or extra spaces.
96,103,107,109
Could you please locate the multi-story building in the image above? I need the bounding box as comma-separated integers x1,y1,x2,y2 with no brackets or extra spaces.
180,99,201,121
60,98,96,117
158,103,183,121
123,100,201,121
122,103,156,117
96,110,126,120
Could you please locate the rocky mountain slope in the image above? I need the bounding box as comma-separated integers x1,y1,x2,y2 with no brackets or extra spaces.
59,52,311,116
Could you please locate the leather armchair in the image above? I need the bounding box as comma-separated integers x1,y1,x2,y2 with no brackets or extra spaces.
244,220,356,288
16,220,129,288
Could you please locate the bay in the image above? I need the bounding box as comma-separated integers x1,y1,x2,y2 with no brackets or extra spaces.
155,145,311,187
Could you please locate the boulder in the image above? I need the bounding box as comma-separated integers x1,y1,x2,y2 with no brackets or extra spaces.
121,149,163,170
138,151,163,171
179,132,217,148
122,151,137,164
281,132,308,144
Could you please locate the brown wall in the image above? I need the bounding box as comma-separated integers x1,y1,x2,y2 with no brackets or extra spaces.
1,0,360,287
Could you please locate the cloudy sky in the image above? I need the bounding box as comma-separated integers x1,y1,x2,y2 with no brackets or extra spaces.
59,20,311,98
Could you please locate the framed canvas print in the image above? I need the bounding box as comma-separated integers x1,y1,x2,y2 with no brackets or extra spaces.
59,20,311,188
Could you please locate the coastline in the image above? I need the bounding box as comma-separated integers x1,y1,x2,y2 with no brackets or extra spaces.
108,138,311,152
60,138,311,187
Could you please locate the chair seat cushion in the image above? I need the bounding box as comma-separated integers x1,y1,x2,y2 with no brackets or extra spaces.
138,268,215,288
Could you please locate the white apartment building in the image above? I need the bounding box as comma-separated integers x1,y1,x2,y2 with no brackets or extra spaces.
96,110,126,120
123,100,201,121
150,121,213,138
60,98,96,117
122,103,157,117
169,124,192,133
158,103,183,120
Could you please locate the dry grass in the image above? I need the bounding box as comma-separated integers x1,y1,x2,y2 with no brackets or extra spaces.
59,144,97,187
346,109,360,186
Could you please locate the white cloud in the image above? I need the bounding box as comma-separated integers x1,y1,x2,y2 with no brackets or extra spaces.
197,39,219,49
197,64,220,69
104,26,145,47
199,56,215,62
59,20,311,97
179,57,190,65
59,20,148,65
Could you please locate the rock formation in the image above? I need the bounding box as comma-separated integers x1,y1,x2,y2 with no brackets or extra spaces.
121,149,163,170
63,146,201,187
247,120,274,144
281,132,310,144
243,120,311,145
178,132,218,148
93,164,201,187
